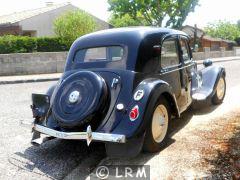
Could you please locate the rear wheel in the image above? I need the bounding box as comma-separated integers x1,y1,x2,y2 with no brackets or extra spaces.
212,76,226,105
143,97,170,153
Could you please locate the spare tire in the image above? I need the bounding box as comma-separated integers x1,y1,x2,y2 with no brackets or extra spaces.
52,71,109,128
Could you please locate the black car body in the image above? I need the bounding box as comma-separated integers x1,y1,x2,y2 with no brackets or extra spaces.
30,27,226,157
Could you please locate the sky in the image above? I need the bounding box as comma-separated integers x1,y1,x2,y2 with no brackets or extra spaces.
0,0,239,28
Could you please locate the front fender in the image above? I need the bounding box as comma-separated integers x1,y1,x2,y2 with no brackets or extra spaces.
111,78,178,138
198,66,226,99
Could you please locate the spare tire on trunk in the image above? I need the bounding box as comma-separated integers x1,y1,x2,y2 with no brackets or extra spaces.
52,71,109,128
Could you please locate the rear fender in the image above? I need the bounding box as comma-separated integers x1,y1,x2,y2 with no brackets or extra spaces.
46,83,57,97
111,78,179,139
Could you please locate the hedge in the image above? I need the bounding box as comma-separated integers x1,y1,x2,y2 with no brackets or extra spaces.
236,37,240,46
0,35,71,54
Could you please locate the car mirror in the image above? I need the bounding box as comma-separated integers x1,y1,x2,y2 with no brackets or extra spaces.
203,59,213,67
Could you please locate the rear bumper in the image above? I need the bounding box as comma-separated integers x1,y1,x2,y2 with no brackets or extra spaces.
33,124,126,144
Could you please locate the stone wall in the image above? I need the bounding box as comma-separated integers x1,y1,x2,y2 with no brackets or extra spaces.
0,47,239,76
192,47,238,60
0,52,67,76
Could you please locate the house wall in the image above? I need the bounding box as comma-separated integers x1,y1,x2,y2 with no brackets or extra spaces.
182,26,235,51
19,5,78,37
19,4,111,37
0,24,22,36
201,39,229,51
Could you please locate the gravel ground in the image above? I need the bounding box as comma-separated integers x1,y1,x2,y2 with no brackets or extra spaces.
199,111,240,179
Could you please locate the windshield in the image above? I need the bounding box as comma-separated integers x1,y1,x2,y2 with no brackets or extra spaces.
73,46,124,63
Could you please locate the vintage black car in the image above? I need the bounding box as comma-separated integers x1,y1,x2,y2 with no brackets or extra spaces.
30,27,226,157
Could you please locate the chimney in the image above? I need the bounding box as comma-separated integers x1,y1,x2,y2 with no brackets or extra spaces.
45,2,54,7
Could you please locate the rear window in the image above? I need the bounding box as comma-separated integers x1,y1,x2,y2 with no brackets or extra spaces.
74,46,124,63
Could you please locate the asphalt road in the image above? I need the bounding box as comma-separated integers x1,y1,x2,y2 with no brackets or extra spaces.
0,60,239,179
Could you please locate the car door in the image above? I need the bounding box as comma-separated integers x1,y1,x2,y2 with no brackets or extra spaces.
159,36,186,111
178,35,195,108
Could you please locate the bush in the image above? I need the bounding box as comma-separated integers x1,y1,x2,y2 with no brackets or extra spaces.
0,36,70,54
54,10,97,47
36,37,69,52
235,37,240,46
0,35,37,54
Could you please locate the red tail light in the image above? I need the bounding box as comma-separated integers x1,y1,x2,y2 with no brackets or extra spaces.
129,105,139,121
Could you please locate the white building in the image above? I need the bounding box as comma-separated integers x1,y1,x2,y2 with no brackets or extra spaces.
0,2,112,37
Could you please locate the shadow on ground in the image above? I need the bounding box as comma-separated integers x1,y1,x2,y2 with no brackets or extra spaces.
9,140,105,179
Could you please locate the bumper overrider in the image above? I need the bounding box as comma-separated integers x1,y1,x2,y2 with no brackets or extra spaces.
32,124,126,145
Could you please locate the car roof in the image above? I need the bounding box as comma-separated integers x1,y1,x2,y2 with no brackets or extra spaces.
78,27,188,42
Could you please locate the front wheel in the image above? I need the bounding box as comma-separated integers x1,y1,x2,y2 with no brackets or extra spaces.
143,97,170,153
212,75,226,105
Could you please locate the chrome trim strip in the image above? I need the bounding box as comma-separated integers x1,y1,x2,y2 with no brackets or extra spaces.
34,124,126,143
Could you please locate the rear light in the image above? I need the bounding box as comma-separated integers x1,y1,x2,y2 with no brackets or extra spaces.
129,105,139,121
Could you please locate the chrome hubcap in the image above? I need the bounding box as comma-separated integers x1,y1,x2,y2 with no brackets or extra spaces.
152,104,168,143
216,77,225,100
69,90,80,103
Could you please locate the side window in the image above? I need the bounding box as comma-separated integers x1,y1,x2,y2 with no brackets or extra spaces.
179,38,191,62
161,39,179,68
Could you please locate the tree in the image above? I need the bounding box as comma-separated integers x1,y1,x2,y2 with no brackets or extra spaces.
205,21,240,41
108,0,199,28
54,10,97,47
109,14,147,27
237,20,240,29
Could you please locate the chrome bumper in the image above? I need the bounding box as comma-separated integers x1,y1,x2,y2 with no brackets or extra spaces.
33,124,126,145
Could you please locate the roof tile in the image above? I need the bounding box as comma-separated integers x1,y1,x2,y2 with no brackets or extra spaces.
0,3,70,25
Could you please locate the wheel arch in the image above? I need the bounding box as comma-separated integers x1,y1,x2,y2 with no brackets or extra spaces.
131,79,180,136
108,78,180,157
161,92,180,118
111,78,180,139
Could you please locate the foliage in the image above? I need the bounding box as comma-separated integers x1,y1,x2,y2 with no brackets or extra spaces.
108,0,199,28
236,37,240,46
36,37,68,52
204,21,240,41
109,14,146,27
0,36,68,54
0,35,36,54
237,20,240,28
54,10,97,47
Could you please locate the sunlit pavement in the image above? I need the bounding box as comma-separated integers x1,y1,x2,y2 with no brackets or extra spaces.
0,60,239,179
